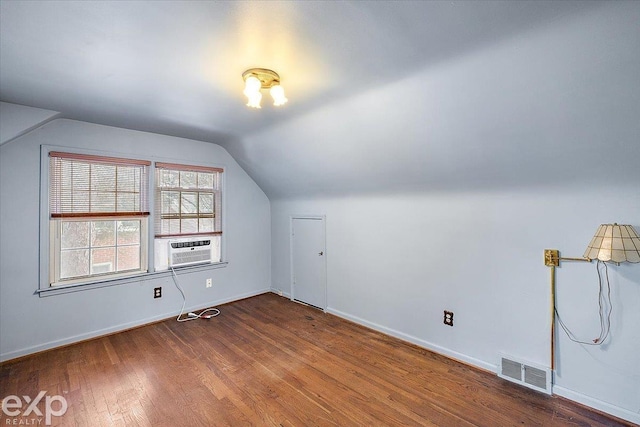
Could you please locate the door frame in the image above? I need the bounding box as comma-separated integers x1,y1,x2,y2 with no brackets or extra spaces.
289,214,327,311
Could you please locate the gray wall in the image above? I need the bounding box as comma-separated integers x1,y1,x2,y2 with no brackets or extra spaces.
259,3,640,423
0,101,59,145
0,118,271,361
271,189,640,423
1,2,638,423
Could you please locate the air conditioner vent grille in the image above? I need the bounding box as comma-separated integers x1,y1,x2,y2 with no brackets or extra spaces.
168,239,212,267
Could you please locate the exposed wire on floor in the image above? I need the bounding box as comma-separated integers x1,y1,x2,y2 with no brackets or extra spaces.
555,260,611,345
170,267,220,322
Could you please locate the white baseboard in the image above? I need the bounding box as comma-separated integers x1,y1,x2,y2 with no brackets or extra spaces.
270,288,291,299
325,306,639,425
0,288,270,362
553,386,640,425
325,306,496,373
7,291,636,425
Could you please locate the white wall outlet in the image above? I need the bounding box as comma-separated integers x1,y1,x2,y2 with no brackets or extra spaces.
206,278,212,288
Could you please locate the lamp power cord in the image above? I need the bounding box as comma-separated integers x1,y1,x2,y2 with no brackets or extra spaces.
555,260,612,346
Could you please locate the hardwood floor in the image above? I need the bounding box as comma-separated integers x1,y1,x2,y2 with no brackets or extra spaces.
1,293,633,426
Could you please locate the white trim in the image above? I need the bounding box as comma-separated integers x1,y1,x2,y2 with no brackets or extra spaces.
326,306,496,373
37,261,229,297
553,386,640,425
271,288,291,298
1,288,269,362
290,214,326,219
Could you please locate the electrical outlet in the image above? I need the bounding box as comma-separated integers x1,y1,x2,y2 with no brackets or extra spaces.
444,310,454,326
154,287,162,298
206,278,212,288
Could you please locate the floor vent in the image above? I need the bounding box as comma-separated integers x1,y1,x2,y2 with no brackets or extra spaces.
498,354,551,395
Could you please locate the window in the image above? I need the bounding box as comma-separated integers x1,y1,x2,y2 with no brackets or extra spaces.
49,152,150,286
155,162,222,237
154,162,223,267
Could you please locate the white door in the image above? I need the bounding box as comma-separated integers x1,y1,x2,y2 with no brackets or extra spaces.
291,216,326,310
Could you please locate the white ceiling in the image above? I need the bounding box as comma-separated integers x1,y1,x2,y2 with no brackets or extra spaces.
2,1,639,198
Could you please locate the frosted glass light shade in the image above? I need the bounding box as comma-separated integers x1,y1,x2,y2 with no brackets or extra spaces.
245,91,262,109
270,84,288,106
583,224,640,263
244,76,261,95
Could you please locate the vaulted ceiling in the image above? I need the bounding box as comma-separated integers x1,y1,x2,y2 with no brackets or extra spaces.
1,1,639,198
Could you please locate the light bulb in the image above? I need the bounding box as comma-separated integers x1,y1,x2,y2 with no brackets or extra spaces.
270,84,288,106
243,76,261,96
246,91,262,108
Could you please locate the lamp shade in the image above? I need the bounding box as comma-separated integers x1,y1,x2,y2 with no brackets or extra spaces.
583,224,640,263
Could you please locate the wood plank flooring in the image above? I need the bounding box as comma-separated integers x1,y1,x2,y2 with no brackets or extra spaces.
1,293,633,426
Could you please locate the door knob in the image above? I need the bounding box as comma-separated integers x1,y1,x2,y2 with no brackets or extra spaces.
318,251,324,256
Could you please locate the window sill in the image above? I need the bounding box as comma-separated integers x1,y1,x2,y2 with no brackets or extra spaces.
37,261,229,297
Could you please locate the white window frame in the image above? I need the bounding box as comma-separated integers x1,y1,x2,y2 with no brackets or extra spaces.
49,216,149,286
154,162,223,238
46,149,151,287
153,162,224,270
38,146,228,297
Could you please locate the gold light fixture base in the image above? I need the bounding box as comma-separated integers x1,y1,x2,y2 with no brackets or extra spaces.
544,249,559,267
242,68,281,89
544,249,590,266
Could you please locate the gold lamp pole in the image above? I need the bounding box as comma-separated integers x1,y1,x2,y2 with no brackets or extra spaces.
543,249,590,370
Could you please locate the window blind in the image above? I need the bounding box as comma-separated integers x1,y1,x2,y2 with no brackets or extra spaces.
49,151,150,218
155,162,223,237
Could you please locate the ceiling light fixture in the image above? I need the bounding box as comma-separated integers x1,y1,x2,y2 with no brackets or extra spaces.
242,68,288,108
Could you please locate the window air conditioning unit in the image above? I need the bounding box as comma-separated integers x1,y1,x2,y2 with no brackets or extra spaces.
168,238,212,267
